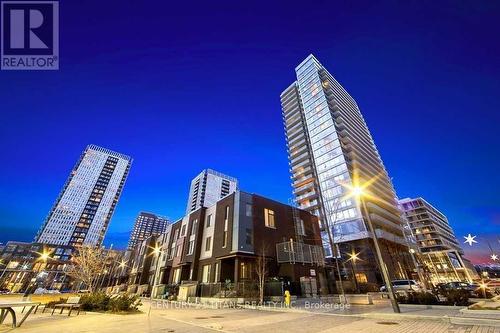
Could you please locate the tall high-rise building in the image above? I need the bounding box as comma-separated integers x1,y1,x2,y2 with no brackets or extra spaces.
36,145,132,247
399,197,478,283
127,212,169,250
281,55,412,283
185,169,238,214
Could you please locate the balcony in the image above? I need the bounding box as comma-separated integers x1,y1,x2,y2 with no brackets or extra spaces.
292,166,312,179
276,241,324,266
296,190,317,202
293,175,314,188
293,182,314,195
299,200,319,210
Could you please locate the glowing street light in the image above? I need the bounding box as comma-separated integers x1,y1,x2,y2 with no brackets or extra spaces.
39,251,50,262
152,245,161,257
479,281,488,298
119,260,127,269
347,250,360,263
351,186,364,198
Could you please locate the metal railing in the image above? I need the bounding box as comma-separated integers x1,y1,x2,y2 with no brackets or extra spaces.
276,240,324,266
198,281,284,298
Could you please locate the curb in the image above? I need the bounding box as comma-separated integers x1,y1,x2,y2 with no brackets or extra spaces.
450,317,500,327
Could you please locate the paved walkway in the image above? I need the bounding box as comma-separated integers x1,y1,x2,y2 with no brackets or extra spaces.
0,300,498,333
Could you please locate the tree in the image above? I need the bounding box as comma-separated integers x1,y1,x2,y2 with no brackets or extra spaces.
323,197,346,300
66,245,106,292
255,244,268,305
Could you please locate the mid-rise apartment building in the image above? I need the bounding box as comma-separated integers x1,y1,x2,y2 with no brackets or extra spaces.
36,145,132,247
399,197,478,283
0,241,74,292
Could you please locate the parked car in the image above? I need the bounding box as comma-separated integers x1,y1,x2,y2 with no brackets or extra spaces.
436,281,471,292
379,280,422,294
435,281,482,297
0,288,10,294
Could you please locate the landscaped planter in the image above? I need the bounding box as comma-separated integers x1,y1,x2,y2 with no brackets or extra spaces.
188,297,259,305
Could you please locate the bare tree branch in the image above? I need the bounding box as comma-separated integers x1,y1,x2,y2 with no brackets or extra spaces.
66,245,106,292
255,244,268,305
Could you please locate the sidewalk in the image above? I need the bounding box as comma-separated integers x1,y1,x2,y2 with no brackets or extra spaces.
187,296,500,326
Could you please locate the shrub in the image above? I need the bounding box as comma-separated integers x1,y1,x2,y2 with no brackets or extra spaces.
109,294,141,313
80,292,110,312
416,292,439,305
396,292,438,305
45,297,68,309
79,292,141,313
445,289,470,306
359,283,380,293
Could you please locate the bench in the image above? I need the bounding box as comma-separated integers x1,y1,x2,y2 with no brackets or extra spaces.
51,296,81,316
0,301,41,328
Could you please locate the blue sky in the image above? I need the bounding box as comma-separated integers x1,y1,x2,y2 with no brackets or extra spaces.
0,1,498,262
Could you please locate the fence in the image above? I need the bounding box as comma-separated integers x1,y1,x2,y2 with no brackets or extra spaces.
198,281,284,298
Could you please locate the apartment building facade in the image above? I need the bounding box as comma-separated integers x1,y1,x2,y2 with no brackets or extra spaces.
0,241,74,292
127,212,169,250
127,191,325,296
399,197,478,283
186,169,238,214
36,145,132,247
281,55,414,285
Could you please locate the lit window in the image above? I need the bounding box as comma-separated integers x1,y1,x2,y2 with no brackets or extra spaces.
201,264,211,283
264,208,275,228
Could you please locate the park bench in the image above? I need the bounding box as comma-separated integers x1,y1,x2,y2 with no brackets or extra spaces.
0,301,41,328
51,296,81,316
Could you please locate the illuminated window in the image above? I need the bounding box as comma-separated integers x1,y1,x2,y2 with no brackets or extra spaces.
355,273,367,283
202,265,211,283
264,208,275,228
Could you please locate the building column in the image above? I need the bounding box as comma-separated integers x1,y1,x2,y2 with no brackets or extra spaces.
234,258,239,283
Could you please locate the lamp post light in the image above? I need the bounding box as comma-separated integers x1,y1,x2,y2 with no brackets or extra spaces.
352,185,401,313
116,260,128,287
347,249,360,294
148,244,162,316
25,249,51,295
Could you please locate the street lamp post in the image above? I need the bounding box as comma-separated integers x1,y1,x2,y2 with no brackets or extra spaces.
354,187,400,313
116,260,127,287
148,244,162,316
348,249,360,294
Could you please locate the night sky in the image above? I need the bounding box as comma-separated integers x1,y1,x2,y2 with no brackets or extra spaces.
0,1,498,263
